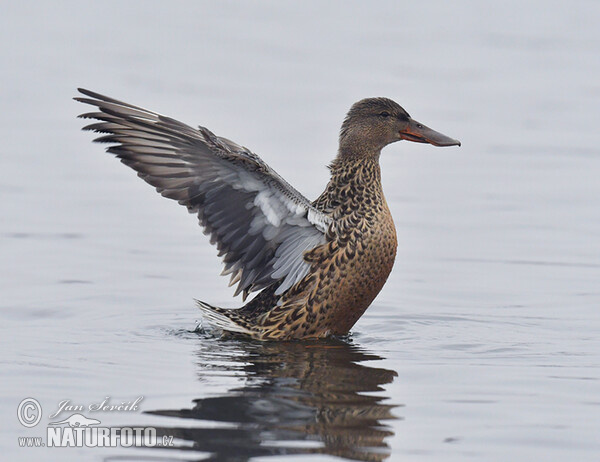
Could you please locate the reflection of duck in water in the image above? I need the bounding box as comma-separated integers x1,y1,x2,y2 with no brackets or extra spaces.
77,90,459,339
146,336,399,461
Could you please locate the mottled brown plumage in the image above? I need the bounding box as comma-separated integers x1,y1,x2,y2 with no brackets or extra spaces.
76,90,460,340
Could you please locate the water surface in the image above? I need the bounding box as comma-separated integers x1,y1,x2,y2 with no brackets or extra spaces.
1,1,599,461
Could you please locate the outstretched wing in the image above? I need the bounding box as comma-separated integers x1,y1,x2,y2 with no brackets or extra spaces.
75,89,331,299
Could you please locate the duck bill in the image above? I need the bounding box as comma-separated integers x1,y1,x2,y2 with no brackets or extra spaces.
400,118,461,147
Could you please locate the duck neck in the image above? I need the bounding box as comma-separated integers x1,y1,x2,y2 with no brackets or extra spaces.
314,152,384,216
329,149,382,188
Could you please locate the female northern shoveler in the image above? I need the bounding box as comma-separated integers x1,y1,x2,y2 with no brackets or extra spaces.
76,89,460,340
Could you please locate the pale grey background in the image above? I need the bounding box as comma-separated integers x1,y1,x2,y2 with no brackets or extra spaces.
1,1,599,461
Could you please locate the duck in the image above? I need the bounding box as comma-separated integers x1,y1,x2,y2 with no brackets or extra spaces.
75,89,460,340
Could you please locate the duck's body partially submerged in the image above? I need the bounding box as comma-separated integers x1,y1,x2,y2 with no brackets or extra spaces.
76,90,460,340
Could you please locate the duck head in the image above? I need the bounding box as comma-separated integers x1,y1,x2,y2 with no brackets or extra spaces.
338,97,461,159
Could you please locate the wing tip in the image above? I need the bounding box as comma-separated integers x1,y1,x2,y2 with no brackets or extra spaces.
74,88,97,104
76,88,103,99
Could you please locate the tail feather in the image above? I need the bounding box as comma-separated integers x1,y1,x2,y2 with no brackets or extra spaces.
195,300,253,335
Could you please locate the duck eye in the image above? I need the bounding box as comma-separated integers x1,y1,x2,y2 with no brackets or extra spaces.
379,112,390,118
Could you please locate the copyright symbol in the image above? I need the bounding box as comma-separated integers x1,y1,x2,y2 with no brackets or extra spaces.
18,398,42,428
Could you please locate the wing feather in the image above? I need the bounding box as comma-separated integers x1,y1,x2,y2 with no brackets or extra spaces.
76,89,332,299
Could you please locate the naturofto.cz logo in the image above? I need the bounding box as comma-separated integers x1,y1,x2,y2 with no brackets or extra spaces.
17,396,174,448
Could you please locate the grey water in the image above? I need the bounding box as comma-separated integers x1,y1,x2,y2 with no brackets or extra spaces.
1,1,599,460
